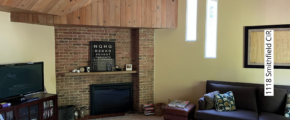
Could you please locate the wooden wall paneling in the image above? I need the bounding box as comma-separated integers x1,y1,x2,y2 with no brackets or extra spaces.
79,7,86,25
7,0,21,7
120,0,126,26
37,14,47,24
41,0,60,13
174,0,178,28
141,0,146,27
64,0,89,15
156,0,162,28
166,0,172,28
56,0,81,15
54,15,67,24
170,0,176,28
135,0,141,27
53,16,61,24
146,0,152,27
125,0,131,27
91,2,97,25
72,10,80,24
17,13,28,22
60,15,67,24
141,0,152,27
113,0,120,26
46,15,54,25
10,13,17,22
30,0,53,12
48,0,65,14
92,0,104,26
132,0,137,27
17,0,38,10
109,0,114,26
103,0,111,26
27,14,33,23
66,12,73,24
85,5,92,25
8,0,177,28
151,0,157,28
92,0,103,25
83,0,92,7
161,0,166,28
97,0,103,26
32,14,39,23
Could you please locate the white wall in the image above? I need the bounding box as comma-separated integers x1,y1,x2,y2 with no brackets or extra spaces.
154,0,290,106
0,11,56,93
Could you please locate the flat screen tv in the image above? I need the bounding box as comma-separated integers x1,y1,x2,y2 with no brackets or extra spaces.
0,62,44,100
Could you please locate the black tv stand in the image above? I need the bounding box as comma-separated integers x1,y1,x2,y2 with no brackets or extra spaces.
0,95,26,105
0,93,58,120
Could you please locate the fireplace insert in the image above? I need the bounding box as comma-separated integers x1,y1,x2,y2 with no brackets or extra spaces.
90,82,133,115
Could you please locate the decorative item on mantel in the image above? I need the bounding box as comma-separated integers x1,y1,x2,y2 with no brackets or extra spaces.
126,64,133,71
116,66,122,71
79,67,85,73
86,67,90,72
72,67,91,73
90,41,116,72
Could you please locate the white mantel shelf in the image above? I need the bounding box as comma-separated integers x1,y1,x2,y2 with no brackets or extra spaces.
64,71,138,76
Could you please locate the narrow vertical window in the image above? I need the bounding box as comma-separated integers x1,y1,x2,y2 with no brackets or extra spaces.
205,0,218,58
186,0,198,41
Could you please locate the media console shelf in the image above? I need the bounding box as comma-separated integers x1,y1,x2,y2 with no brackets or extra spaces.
0,93,58,120
64,71,138,76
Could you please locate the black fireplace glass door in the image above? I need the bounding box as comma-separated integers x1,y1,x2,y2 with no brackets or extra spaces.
90,83,133,115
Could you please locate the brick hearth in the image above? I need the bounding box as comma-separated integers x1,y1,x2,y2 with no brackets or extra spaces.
55,26,154,115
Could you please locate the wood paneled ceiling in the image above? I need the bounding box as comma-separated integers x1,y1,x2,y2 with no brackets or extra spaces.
4,0,178,29
0,0,93,16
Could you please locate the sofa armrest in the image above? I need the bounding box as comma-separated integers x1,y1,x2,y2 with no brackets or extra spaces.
198,97,206,110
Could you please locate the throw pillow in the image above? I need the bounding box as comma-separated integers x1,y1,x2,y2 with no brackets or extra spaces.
214,91,236,111
210,83,258,111
204,91,219,109
285,94,290,117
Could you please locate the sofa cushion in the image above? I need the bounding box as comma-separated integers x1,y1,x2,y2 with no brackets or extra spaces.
196,109,258,120
209,83,258,111
259,112,289,120
284,94,290,117
204,91,219,109
214,91,236,111
258,87,287,115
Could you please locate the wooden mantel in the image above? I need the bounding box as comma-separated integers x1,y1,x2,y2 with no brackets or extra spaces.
5,0,178,29
57,71,138,76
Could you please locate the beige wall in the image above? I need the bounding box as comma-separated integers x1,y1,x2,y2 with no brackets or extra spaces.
0,11,56,94
155,0,290,106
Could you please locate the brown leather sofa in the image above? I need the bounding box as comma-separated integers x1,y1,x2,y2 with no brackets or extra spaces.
196,80,290,120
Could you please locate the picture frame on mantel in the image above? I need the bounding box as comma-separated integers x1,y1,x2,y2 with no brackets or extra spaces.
244,24,290,69
90,41,116,72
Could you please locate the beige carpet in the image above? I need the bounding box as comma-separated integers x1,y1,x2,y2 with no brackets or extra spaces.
89,114,163,120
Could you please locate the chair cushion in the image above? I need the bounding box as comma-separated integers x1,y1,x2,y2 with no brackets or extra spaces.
214,91,236,111
209,83,258,111
259,112,289,120
204,91,219,109
258,88,288,115
196,109,258,120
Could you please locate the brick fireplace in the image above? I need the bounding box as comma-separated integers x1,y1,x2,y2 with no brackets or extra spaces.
55,26,154,115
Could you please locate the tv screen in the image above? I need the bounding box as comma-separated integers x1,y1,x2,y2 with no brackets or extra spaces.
0,62,44,99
